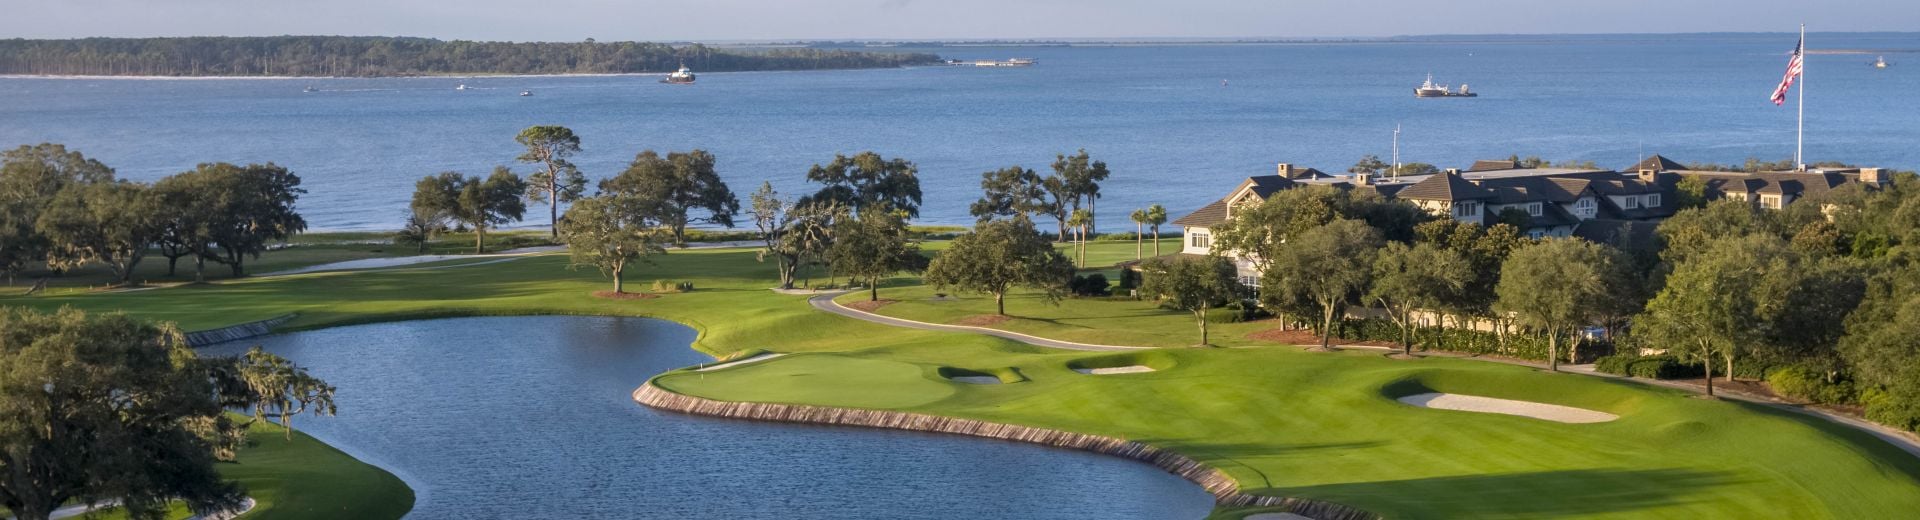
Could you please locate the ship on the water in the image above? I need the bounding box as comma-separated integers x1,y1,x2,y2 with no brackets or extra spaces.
1414,74,1476,98
661,64,696,84
1874,56,1889,69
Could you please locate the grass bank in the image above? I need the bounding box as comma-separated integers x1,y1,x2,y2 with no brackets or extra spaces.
6,240,1919,518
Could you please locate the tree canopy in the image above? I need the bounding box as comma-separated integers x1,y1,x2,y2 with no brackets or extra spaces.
800,152,922,219
515,126,586,238
923,215,1074,315
1138,255,1237,346
600,149,739,247
558,195,669,294
412,168,526,254
1494,238,1625,370
1261,218,1384,350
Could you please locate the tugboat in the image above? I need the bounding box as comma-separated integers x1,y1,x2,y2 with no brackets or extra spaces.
661,64,696,84
1873,56,1889,69
1414,74,1476,98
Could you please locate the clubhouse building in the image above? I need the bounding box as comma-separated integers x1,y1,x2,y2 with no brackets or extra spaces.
1174,156,1895,280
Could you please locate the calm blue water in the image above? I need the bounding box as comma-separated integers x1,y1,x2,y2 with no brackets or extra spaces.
4,34,1918,232
200,316,1213,519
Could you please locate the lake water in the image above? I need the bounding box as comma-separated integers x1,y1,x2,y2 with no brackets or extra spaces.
4,33,1918,232
199,316,1214,519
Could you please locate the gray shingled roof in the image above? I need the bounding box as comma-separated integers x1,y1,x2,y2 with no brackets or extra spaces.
1172,199,1229,227
1468,159,1520,172
1624,154,1688,172
1399,171,1494,201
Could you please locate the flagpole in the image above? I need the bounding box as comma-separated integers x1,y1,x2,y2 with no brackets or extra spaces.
1797,24,1806,170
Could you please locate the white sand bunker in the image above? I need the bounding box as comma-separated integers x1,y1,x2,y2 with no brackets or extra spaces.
948,375,1003,385
1397,392,1617,424
1073,365,1156,375
696,353,786,372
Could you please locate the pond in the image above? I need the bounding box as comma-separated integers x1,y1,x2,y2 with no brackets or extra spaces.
203,316,1214,519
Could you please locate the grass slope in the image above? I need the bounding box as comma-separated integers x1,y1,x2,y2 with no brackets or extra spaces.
5,240,1918,519
84,419,413,520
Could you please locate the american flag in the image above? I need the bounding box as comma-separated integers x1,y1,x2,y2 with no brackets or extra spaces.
1771,38,1804,106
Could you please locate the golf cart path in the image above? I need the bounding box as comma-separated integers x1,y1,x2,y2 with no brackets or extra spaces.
806,292,1144,352
805,292,1920,460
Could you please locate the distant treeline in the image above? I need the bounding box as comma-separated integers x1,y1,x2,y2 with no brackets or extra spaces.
0,36,943,77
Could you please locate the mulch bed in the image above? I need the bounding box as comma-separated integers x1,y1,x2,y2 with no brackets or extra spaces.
953,314,1012,327
592,290,661,300
1246,327,1398,348
844,299,898,312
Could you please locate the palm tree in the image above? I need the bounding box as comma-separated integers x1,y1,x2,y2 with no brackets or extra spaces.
1068,208,1093,267
1129,209,1149,260
1145,204,1168,257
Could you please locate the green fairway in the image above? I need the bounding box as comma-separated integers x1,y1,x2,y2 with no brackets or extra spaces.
5,240,1919,518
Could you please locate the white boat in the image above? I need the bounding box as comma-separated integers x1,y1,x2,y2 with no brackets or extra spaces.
456,84,469,91
302,86,317,93
519,90,533,96
661,64,696,84
1414,74,1476,98
1874,56,1889,69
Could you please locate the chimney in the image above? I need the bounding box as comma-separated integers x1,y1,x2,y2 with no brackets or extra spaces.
1862,167,1887,186
1355,172,1373,186
1277,163,1294,178
1444,168,1461,175
1638,168,1657,184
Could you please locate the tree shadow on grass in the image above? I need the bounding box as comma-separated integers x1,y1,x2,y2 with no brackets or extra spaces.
1248,467,1745,518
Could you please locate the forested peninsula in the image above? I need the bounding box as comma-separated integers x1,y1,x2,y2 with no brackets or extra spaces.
0,36,943,77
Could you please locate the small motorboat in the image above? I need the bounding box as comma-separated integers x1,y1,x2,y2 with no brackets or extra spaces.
519,90,533,97
456,84,469,91
303,86,317,93
1873,56,1889,69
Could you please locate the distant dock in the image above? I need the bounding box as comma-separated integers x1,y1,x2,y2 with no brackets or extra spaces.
946,58,1037,67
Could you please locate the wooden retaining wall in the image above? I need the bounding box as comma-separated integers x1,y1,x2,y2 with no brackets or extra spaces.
634,382,1380,520
185,315,295,347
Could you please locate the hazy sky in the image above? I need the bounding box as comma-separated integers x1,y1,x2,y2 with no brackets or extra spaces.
5,0,1915,41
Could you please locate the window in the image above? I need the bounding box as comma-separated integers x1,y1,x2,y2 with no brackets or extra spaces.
1576,198,1595,210
1527,230,1545,239
1190,232,1211,249
1647,193,1661,207
1238,275,1259,288
1526,202,1543,216
1454,201,1480,217
1761,195,1783,210
1625,196,1641,209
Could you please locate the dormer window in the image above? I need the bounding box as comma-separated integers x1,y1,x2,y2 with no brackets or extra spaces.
1647,194,1661,207
1625,196,1641,209
1526,202,1543,216
1576,198,1595,210
1454,201,1480,217
1761,194,1783,210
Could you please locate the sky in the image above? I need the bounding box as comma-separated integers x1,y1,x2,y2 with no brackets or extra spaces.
4,0,1915,41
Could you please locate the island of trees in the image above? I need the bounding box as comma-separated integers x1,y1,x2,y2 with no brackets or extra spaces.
0,36,942,77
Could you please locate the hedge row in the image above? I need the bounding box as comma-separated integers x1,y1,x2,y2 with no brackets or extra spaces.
1593,354,1705,380
1332,318,1612,363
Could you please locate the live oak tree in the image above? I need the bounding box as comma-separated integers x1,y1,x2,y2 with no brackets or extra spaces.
0,308,244,520
1414,219,1528,332
600,149,739,247
923,215,1073,315
1494,238,1625,371
748,182,803,289
394,206,450,254
411,167,527,254
515,125,587,238
226,347,337,441
35,181,161,284
558,194,668,294
969,165,1043,222
0,144,116,283
1370,241,1472,356
1262,219,1384,350
200,163,307,278
1053,149,1111,235
786,200,845,289
828,209,923,301
1138,255,1237,346
799,152,922,218
1144,204,1167,256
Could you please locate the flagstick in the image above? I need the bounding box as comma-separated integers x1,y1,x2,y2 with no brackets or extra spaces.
1797,24,1806,170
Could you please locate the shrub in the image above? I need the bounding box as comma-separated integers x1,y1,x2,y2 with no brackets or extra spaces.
1594,354,1638,375
1626,355,1704,380
1204,308,1245,324
1117,268,1141,291
1068,273,1111,297
1766,365,1856,404
652,280,693,293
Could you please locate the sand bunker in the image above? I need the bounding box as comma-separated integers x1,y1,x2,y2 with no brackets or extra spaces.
1073,365,1156,375
1397,392,1617,424
696,353,786,372
948,375,1003,385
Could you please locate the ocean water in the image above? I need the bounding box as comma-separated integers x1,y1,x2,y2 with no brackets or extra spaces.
2,33,1916,232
